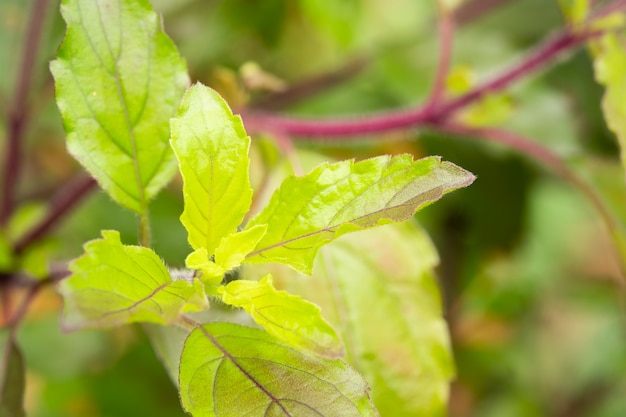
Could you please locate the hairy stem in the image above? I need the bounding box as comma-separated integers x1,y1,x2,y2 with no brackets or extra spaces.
139,212,152,248
0,0,50,225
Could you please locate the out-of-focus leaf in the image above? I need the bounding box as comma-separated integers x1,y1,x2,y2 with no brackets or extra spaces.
6,203,46,243
219,275,343,358
300,0,360,46
245,155,475,274
18,239,55,280
0,233,12,271
170,84,252,254
51,0,189,214
460,94,514,127
59,230,208,330
257,222,455,416
178,322,378,417
0,330,26,417
591,31,626,179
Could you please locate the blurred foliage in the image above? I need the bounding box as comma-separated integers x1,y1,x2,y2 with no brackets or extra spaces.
1,0,626,416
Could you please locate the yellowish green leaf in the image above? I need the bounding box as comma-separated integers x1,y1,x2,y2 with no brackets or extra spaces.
245,154,474,274
59,230,208,330
219,275,343,358
171,83,253,254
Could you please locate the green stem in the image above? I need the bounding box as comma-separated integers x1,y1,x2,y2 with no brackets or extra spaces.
139,211,152,247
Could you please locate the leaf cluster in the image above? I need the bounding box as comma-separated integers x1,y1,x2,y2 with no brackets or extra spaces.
48,0,475,415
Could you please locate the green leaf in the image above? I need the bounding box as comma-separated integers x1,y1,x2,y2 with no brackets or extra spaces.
171,84,253,254
592,32,626,179
219,275,343,358
51,0,189,214
0,330,26,417
250,223,455,416
245,155,475,274
178,322,378,417
59,230,208,330
185,225,268,285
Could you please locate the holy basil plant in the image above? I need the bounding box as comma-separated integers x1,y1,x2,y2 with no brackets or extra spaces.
52,0,475,415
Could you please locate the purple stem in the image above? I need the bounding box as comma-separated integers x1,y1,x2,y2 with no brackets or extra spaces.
0,0,50,225
242,28,601,138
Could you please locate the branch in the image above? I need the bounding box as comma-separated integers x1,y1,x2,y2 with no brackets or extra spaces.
242,28,601,139
14,174,97,254
0,0,50,225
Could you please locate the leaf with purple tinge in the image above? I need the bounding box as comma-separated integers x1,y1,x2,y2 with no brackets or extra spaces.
179,322,378,417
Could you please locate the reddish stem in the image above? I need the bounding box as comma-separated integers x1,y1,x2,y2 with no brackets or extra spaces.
242,28,601,138
0,0,50,225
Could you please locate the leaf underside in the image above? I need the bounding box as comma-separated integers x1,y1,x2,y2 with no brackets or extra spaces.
51,0,189,214
245,154,475,273
179,322,378,417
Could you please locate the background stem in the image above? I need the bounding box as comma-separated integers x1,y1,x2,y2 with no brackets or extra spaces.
0,0,50,225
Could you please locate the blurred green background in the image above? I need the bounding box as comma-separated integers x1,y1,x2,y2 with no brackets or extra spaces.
1,0,625,416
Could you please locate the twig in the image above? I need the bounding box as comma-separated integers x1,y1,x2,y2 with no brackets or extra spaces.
14,174,97,254
0,0,50,225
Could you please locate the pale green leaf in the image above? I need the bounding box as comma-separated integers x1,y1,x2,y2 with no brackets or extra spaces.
179,322,378,417
219,275,343,358
250,223,455,416
185,248,225,285
51,0,189,214
245,155,475,273
59,230,208,330
185,226,268,285
214,224,267,272
0,330,26,417
171,84,253,254
19,240,55,280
